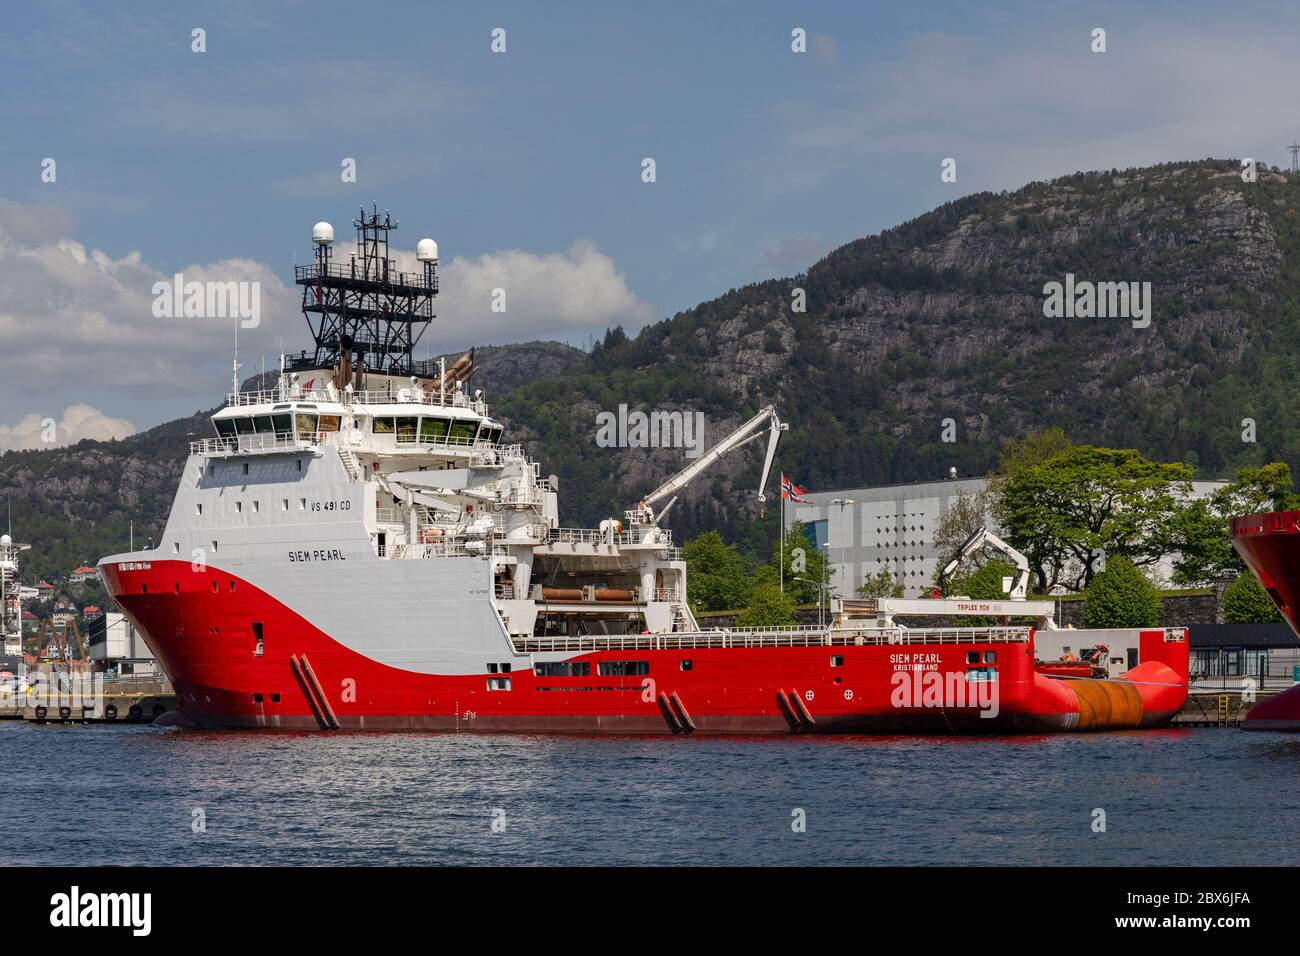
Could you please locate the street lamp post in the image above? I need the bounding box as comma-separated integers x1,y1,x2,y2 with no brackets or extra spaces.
794,576,835,628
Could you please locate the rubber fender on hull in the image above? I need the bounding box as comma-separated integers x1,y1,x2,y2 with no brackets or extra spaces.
1063,677,1145,730
656,692,683,733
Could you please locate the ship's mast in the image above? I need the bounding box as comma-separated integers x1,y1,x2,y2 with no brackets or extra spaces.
0,530,30,658
292,203,440,379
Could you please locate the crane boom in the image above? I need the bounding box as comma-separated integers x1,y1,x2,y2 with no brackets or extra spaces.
626,405,787,526
936,526,1031,601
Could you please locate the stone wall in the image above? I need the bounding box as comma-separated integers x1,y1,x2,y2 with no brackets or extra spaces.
1054,585,1225,628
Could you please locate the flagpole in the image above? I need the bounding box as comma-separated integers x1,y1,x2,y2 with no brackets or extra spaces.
779,473,785,594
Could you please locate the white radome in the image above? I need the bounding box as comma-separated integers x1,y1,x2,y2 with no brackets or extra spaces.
416,238,439,262
0,534,10,547
312,221,335,245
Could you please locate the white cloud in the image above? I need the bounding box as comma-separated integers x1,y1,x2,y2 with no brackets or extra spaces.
438,241,657,345
0,199,299,428
0,404,136,453
331,237,658,347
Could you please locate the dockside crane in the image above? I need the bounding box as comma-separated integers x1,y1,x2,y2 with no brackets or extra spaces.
935,526,1032,601
624,405,787,528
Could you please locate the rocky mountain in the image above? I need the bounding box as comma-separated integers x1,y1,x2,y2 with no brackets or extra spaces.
7,159,1300,578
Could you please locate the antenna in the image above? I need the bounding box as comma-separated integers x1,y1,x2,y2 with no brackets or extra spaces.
291,203,439,379
1289,143,1300,173
231,316,241,397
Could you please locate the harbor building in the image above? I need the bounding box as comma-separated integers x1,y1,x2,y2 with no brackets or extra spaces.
86,612,159,677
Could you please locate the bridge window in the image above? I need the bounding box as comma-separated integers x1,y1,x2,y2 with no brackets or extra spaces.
372,417,395,435
448,421,477,443
234,417,255,435
318,414,341,433
478,425,502,445
295,413,318,436
252,415,275,433
215,419,236,439
419,417,448,442
395,417,418,443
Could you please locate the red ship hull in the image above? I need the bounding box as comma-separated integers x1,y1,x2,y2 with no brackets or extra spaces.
102,561,1187,734
1231,511,1300,731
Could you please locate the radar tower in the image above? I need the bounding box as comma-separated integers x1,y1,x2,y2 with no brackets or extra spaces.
292,203,440,379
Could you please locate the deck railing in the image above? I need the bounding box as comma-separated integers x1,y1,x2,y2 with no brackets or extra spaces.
510,625,1031,654
549,527,675,549
225,385,486,413
189,432,306,456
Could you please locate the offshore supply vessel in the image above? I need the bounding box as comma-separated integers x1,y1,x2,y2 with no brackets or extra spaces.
99,207,1188,733
1230,512,1300,730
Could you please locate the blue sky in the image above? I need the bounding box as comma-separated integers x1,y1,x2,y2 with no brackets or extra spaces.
1,0,1299,442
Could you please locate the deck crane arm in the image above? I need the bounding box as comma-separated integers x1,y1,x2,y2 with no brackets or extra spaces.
936,526,1032,601
626,405,787,527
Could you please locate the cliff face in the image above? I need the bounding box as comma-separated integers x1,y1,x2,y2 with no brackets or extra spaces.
8,159,1300,576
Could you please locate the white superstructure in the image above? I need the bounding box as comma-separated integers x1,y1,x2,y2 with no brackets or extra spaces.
0,532,29,658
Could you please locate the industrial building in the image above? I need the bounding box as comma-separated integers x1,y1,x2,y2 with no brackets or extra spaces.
86,612,159,677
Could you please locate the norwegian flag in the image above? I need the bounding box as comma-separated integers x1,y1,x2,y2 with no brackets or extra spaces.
781,474,809,503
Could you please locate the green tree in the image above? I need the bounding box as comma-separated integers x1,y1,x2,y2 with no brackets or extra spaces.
767,520,829,606
996,445,1193,591
683,531,753,612
1082,557,1161,628
736,582,797,628
1172,463,1296,586
954,558,1018,600
930,488,996,584
858,567,904,599
949,558,1017,625
1221,573,1283,623
994,427,1073,477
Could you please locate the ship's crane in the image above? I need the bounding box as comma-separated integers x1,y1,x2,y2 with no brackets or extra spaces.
936,526,1032,601
625,405,787,528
